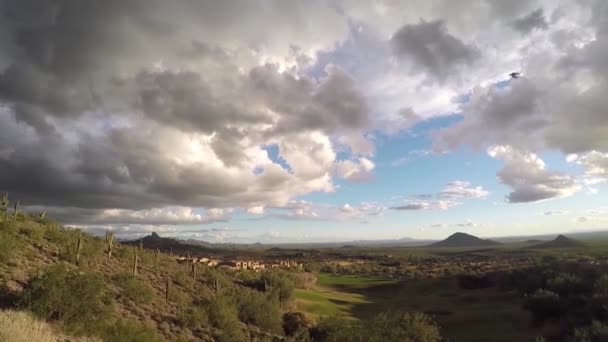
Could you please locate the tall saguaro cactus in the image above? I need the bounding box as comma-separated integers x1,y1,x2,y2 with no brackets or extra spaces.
13,201,19,219
165,277,170,304
132,247,139,276
105,230,115,260
75,232,84,265
191,262,197,281
1,193,8,213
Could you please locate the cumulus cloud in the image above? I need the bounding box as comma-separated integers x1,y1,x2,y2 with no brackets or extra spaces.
567,151,608,185
439,181,489,199
391,200,457,211
0,0,376,228
435,1,608,159
391,20,479,83
512,9,549,34
399,180,488,210
335,157,375,182
488,145,580,203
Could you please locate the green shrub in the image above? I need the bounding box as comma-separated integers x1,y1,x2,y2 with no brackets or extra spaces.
19,225,45,245
20,264,113,335
282,312,310,337
0,229,21,261
114,272,154,304
169,287,192,306
524,289,565,322
101,319,161,342
178,305,209,330
547,273,585,296
207,296,247,341
367,311,441,342
43,224,70,245
235,290,282,333
311,316,363,342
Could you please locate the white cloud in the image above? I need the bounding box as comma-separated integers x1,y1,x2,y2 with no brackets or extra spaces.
487,145,580,203
247,206,265,215
439,180,489,199
335,157,375,182
567,151,608,186
544,210,566,215
391,200,458,211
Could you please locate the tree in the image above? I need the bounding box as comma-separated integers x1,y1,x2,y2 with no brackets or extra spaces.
283,312,310,337
20,265,113,335
524,289,565,322
367,312,441,342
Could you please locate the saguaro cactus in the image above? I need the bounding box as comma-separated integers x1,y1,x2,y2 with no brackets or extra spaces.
1,193,8,212
191,262,197,281
155,248,160,263
132,247,139,276
165,277,170,304
75,232,84,264
105,230,115,260
13,201,19,219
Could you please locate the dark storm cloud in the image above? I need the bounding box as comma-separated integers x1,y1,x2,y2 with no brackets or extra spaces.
512,9,549,34
391,20,479,82
0,0,369,224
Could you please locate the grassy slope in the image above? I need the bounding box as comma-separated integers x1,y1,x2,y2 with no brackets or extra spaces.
0,214,217,341
296,273,537,342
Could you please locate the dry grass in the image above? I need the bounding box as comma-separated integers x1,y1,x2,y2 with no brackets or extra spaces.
0,310,60,342
0,310,99,342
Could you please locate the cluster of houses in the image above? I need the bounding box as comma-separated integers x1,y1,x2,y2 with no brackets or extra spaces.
176,256,302,271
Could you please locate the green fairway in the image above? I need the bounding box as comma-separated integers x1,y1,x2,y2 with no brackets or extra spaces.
294,274,395,318
295,273,537,342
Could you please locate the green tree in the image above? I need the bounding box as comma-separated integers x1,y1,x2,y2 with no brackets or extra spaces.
20,265,113,335
207,295,247,342
523,289,564,322
366,312,441,342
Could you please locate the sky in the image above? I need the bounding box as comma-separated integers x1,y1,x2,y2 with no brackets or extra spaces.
0,0,607,243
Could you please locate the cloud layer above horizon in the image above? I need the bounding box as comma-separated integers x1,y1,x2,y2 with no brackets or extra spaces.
0,0,607,241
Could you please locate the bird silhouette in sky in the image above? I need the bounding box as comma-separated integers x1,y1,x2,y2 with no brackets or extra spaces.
508,72,522,79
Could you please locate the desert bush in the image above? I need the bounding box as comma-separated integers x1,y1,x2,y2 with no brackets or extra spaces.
43,224,70,245
235,289,282,333
0,229,21,261
100,319,162,342
207,295,247,341
18,225,45,245
20,264,113,335
524,289,565,322
310,316,363,342
169,287,192,306
572,320,608,342
367,311,441,342
282,311,310,337
173,268,195,288
114,272,154,304
178,305,209,330
547,273,586,297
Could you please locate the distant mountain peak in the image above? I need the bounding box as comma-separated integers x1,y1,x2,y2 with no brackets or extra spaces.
531,234,583,249
429,232,500,248
149,232,161,239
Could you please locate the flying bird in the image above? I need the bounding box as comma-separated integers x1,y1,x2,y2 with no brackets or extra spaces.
509,72,522,79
